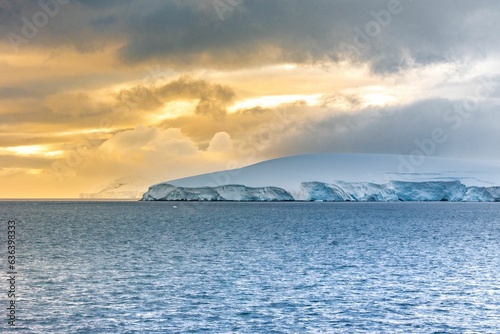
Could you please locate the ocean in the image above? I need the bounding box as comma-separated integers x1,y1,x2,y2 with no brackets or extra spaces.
1,201,499,333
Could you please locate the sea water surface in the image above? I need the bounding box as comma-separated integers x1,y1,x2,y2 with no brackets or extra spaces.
1,201,499,333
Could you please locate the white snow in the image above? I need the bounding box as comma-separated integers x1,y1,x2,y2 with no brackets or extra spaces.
164,153,500,190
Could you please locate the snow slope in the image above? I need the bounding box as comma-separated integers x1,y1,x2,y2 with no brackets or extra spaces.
142,154,500,202
160,153,500,188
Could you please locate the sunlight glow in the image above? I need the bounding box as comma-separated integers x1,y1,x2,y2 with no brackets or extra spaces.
3,145,47,156
362,93,396,106
0,145,65,158
44,150,65,158
228,94,323,112
151,100,198,122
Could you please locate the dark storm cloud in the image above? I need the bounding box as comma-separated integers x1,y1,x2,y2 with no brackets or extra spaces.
264,98,500,160
3,0,500,72
74,0,134,9
85,0,500,72
116,77,235,119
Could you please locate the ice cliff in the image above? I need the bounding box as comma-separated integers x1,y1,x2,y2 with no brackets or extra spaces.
141,184,294,201
293,181,499,202
141,181,500,202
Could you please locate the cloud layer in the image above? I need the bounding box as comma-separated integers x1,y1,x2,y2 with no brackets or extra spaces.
3,0,500,71
1,0,500,197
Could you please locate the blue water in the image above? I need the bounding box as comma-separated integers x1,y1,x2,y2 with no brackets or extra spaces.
1,202,499,333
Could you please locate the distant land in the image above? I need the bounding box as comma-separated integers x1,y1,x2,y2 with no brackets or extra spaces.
140,154,500,202
80,176,155,199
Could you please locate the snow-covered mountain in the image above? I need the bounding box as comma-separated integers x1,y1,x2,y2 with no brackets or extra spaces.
141,154,500,202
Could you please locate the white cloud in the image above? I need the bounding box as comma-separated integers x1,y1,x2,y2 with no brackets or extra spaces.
75,126,235,185
207,132,233,152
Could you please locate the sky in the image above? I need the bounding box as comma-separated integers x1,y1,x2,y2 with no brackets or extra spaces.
1,0,500,198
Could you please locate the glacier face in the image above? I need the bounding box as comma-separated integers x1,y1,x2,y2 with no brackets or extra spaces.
142,181,500,202
295,180,499,202
390,181,467,202
486,186,500,199
141,184,294,201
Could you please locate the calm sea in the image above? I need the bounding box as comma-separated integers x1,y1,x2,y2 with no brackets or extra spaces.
1,202,499,333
